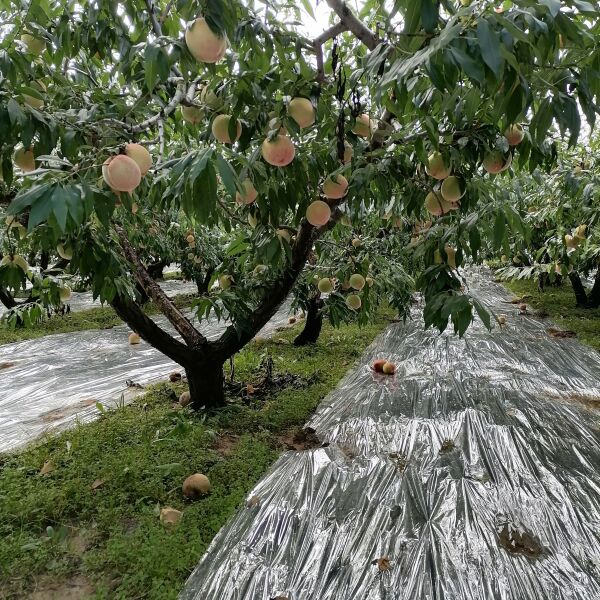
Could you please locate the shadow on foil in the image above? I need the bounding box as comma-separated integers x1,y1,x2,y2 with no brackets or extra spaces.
181,268,600,600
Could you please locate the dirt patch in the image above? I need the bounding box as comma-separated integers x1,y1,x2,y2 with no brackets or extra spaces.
28,575,94,600
542,390,600,411
36,399,98,424
439,439,456,454
547,328,577,339
0,361,15,369
214,433,240,457
119,516,138,535
278,427,323,451
497,521,545,559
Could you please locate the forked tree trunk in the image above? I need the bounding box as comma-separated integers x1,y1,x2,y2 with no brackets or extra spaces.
568,272,588,307
294,296,324,346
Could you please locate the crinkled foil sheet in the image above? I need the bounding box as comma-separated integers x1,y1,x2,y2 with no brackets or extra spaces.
0,293,295,453
181,269,600,600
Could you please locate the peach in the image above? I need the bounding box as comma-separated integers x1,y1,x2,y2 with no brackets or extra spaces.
322,174,349,199
288,97,315,128
306,200,331,227
262,134,295,167
235,179,258,205
185,17,227,63
125,143,152,176
212,115,242,143
103,155,141,193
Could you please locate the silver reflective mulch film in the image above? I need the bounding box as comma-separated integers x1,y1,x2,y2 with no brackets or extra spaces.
181,269,600,600
0,294,295,453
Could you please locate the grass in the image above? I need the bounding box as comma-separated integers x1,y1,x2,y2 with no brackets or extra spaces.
504,278,600,352
0,308,394,599
0,294,195,347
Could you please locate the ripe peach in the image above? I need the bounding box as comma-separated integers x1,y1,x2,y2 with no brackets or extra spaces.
425,151,451,180
322,174,348,199
306,200,331,227
288,97,315,128
103,155,142,193
352,114,372,138
482,151,506,174
125,143,152,176
262,134,295,167
504,124,524,146
185,17,227,63
235,179,258,205
440,176,464,204
212,115,242,143
424,191,453,217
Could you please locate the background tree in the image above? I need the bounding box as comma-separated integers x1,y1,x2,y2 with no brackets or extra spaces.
1,0,599,407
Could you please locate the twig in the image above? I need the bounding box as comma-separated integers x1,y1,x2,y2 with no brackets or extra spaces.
216,197,246,226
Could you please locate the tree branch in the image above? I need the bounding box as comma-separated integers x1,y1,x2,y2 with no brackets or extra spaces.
144,0,182,78
313,22,347,82
114,224,208,348
325,0,379,51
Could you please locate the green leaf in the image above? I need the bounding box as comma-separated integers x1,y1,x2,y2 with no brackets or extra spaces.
472,297,491,330
493,210,505,249
299,0,315,19
477,18,503,78
421,0,440,33
216,154,240,197
7,99,25,126
144,44,160,92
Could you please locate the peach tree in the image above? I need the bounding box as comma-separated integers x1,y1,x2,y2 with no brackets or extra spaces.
1,0,599,407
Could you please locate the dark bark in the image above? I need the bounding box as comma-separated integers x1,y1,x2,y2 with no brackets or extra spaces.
568,271,589,307
213,217,320,361
587,270,600,309
115,225,207,348
195,268,214,295
40,251,49,271
538,272,548,292
294,296,324,346
147,260,167,280
0,287,17,309
111,294,193,366
186,362,225,410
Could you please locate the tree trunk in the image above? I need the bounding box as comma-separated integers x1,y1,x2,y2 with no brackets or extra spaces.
568,271,588,307
195,268,214,295
40,251,49,270
0,287,17,309
185,361,226,410
538,272,547,292
294,296,324,346
147,260,166,280
587,269,600,309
